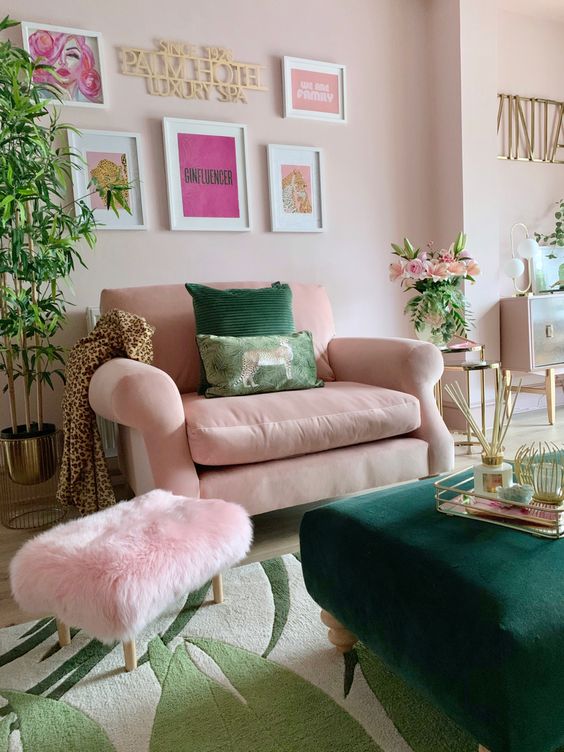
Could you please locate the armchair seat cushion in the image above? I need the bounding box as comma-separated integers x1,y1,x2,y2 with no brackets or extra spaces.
183,381,421,466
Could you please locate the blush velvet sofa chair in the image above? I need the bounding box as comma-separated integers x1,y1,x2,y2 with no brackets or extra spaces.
88,282,454,516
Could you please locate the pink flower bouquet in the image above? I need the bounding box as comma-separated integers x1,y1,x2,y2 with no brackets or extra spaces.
389,233,480,345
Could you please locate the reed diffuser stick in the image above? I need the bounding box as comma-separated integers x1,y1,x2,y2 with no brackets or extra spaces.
444,371,521,457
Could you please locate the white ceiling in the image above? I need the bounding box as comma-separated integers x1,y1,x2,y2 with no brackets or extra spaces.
499,0,564,22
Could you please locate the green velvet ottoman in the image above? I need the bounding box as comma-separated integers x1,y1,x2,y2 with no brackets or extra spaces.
300,472,564,752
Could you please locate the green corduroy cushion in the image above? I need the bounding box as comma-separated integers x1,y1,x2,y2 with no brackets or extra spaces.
196,331,324,398
186,282,296,393
186,282,295,337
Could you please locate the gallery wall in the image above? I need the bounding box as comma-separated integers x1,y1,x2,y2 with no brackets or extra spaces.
3,0,437,425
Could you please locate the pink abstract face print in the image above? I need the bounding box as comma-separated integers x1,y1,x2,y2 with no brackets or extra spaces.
28,29,103,104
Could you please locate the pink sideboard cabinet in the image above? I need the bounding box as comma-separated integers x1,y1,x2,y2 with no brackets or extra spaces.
500,293,564,425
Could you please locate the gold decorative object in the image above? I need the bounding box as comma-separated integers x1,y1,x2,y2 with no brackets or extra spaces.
0,432,66,529
435,467,564,539
0,429,62,485
514,442,564,505
497,93,564,163
121,41,267,103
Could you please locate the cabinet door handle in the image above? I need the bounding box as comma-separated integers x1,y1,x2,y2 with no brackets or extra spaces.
546,324,554,338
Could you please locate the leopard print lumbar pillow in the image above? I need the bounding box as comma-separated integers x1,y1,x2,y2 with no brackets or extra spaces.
196,331,324,398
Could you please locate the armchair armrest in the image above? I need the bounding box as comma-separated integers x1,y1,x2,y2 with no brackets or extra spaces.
89,358,199,496
328,337,453,474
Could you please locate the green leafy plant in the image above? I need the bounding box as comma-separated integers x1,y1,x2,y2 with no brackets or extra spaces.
389,233,479,346
534,198,564,252
0,16,128,435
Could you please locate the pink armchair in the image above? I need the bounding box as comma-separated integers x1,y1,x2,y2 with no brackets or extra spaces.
89,282,453,515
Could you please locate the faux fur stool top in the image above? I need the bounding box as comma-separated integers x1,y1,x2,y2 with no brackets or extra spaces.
10,490,253,644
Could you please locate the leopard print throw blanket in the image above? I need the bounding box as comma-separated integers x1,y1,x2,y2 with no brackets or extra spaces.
56,309,155,515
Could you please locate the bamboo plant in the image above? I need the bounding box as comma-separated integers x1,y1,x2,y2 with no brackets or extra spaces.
0,16,127,436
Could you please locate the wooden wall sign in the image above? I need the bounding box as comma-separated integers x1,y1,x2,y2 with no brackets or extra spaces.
497,93,564,163
120,41,267,103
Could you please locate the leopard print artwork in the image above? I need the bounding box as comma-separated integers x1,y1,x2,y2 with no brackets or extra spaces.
56,309,154,515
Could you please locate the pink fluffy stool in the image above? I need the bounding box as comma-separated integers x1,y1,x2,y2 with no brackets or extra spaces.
10,489,252,671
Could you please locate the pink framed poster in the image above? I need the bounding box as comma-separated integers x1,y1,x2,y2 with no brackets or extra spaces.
163,118,250,231
21,21,108,108
282,57,346,122
267,145,325,232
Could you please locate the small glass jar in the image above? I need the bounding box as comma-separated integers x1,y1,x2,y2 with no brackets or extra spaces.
474,454,513,495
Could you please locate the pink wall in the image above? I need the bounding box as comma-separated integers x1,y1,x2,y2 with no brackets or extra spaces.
427,0,464,248
460,0,499,359
2,0,436,427
498,9,564,297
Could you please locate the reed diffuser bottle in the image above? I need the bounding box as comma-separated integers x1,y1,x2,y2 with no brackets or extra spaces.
473,454,513,495
446,370,521,496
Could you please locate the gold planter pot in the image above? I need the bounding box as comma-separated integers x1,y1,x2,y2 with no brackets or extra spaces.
0,426,62,485
0,426,66,530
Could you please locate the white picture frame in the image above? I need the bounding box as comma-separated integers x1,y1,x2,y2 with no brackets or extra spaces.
267,144,326,233
68,129,147,231
21,21,108,108
162,118,251,232
282,56,346,122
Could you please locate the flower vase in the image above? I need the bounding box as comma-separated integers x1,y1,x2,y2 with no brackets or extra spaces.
414,316,449,348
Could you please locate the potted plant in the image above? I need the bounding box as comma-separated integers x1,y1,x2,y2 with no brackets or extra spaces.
534,199,564,255
0,16,126,485
389,233,480,346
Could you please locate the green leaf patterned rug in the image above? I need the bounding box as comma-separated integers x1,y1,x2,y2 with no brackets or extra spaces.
0,555,478,751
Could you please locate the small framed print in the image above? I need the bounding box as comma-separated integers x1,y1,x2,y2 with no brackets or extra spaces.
21,22,108,108
282,57,346,122
267,144,325,233
163,118,250,232
68,130,147,230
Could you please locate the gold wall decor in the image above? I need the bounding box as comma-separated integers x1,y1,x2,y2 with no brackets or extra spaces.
497,93,564,163
120,41,267,103
514,442,564,505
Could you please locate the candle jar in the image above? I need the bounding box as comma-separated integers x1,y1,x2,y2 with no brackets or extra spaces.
474,454,513,495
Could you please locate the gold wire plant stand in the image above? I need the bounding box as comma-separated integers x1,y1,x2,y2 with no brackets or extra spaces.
0,431,67,530
435,467,564,539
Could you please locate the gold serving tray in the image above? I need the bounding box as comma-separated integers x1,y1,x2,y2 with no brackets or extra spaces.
435,467,564,539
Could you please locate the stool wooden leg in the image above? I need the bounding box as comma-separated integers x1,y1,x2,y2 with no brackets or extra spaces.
56,620,71,647
546,367,556,425
212,574,224,604
123,640,137,672
320,609,357,653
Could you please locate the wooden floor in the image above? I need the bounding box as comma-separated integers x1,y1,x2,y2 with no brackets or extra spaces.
1,406,562,628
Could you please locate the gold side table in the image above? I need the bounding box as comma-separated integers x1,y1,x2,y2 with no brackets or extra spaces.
442,360,501,452
434,339,484,418
435,338,500,453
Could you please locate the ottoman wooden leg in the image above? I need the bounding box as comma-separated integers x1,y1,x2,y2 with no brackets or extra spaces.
320,609,358,653
212,574,224,604
56,620,71,647
123,640,137,672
